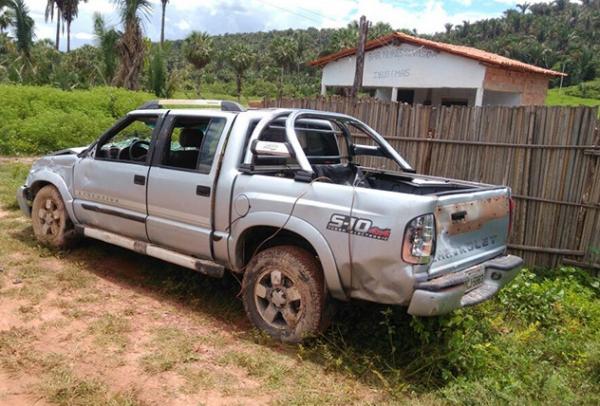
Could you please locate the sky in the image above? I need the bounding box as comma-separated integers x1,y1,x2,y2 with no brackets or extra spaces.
22,0,558,50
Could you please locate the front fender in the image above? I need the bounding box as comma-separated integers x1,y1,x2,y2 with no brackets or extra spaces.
27,168,78,225
229,211,348,301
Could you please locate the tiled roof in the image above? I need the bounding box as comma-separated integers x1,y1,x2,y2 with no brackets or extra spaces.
309,32,566,77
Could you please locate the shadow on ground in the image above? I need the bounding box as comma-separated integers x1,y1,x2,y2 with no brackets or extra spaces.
9,219,453,395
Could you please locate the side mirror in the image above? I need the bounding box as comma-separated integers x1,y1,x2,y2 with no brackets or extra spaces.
251,140,292,159
77,145,94,158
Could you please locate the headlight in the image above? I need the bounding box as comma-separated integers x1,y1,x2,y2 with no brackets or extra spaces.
402,214,435,265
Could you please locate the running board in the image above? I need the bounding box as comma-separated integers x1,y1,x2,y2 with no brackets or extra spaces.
83,227,224,278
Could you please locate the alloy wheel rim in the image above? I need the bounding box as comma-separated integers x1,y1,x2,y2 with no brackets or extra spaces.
37,198,62,236
254,269,303,329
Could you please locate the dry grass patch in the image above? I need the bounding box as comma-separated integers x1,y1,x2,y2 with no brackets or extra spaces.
88,313,131,351
0,327,37,373
40,364,144,406
140,327,201,374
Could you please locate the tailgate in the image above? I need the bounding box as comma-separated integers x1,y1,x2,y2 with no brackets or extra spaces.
429,187,511,276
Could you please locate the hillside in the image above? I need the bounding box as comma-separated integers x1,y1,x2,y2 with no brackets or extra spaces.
431,1,600,88
0,1,598,100
185,0,600,94
546,80,600,107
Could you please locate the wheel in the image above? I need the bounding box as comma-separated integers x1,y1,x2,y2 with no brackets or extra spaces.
242,245,328,343
31,185,78,249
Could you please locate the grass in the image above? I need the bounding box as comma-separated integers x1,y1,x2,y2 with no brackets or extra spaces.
546,87,600,107
0,326,144,405
0,84,261,156
0,161,29,209
88,314,131,351
1,159,599,405
0,327,37,373
140,327,200,374
218,349,290,388
41,364,144,406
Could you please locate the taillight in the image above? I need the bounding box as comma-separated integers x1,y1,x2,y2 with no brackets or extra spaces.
402,214,435,265
508,197,515,235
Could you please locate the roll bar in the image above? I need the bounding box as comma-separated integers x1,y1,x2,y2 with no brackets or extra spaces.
243,109,414,174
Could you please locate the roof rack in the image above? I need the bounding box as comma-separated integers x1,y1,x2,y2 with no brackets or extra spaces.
137,99,246,112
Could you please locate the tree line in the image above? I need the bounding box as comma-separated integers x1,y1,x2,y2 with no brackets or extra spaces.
0,0,598,99
434,0,600,86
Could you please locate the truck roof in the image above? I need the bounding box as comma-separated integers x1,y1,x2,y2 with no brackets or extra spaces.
130,99,301,118
136,99,246,113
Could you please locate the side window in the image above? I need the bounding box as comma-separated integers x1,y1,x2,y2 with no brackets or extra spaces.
296,129,340,158
96,115,157,163
252,119,342,165
198,117,227,170
161,116,227,172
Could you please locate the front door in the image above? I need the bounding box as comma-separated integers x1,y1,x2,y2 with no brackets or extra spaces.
146,112,230,258
73,113,161,241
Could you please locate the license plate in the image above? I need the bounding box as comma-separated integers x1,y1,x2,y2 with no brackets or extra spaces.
464,266,485,290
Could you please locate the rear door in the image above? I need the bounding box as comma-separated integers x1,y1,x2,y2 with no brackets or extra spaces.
73,113,162,240
146,112,231,258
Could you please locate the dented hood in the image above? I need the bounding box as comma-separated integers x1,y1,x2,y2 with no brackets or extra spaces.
51,146,88,156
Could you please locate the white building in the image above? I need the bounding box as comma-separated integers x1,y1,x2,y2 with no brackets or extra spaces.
309,32,564,107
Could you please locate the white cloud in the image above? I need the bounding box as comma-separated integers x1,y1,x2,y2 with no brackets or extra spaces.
21,0,561,50
73,32,95,40
491,0,559,4
80,0,117,14
176,19,190,31
342,0,495,34
35,24,55,41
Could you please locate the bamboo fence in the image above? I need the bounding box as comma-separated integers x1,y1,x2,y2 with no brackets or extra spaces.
263,96,600,270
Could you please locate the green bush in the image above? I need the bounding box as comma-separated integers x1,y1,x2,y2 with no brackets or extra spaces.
300,267,600,404
546,80,600,109
0,85,154,155
565,80,600,100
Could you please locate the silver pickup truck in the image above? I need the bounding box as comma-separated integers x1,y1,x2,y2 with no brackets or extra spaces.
17,99,523,342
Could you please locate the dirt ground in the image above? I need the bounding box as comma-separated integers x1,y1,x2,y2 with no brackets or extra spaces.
0,202,388,405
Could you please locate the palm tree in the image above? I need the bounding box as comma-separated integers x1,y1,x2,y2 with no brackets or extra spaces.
328,26,357,53
552,0,568,12
444,23,453,34
226,42,255,101
516,2,531,14
62,0,86,52
45,0,62,50
182,31,213,94
9,0,34,57
269,36,297,98
149,45,166,96
0,7,12,35
93,12,120,83
269,36,297,74
459,20,471,37
160,0,168,45
112,0,151,90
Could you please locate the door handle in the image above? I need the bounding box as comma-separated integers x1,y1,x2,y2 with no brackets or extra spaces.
134,175,146,185
451,210,467,221
196,185,211,196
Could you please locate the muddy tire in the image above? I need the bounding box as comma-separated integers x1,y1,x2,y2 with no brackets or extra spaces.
31,185,78,249
242,245,328,343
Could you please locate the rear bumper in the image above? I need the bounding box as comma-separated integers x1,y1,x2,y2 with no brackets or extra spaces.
407,254,523,316
16,186,31,217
